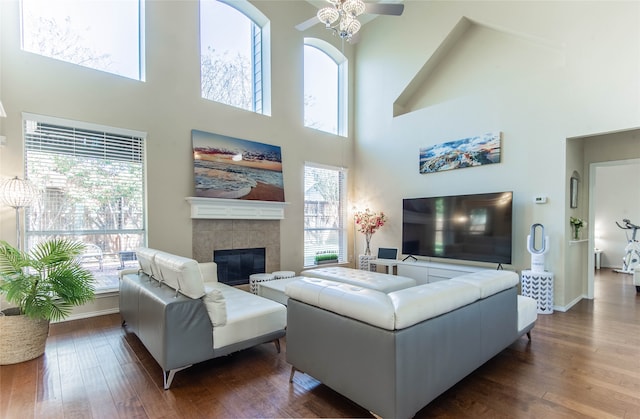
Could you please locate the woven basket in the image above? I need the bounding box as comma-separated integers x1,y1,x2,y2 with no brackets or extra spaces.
0,308,50,365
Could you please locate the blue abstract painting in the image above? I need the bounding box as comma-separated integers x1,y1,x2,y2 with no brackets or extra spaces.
419,132,502,174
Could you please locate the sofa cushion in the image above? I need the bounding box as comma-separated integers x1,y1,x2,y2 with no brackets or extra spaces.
286,278,396,330
388,281,480,329
449,270,519,298
203,286,227,326
136,247,160,278
199,262,219,282
517,295,537,332
154,252,206,299
258,276,303,305
300,266,416,293
210,282,287,349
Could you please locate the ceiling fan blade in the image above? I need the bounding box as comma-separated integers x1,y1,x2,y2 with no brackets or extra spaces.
296,16,321,32
365,3,404,16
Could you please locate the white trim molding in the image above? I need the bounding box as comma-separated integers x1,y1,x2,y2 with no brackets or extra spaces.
185,197,288,220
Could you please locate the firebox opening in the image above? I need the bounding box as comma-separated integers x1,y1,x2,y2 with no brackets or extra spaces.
213,248,266,286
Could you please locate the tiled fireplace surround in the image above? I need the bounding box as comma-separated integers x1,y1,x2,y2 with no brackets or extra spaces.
187,197,286,279
191,219,281,274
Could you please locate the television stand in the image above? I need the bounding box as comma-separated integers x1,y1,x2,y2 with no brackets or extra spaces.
402,254,417,262
396,259,488,285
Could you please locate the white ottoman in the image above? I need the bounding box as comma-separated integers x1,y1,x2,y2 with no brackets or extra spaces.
249,273,275,294
258,276,304,305
273,270,296,279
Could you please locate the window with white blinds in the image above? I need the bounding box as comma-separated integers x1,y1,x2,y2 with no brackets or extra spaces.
23,115,146,289
303,162,347,267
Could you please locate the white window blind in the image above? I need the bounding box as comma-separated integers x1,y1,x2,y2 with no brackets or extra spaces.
23,116,146,290
303,162,347,267
252,24,263,114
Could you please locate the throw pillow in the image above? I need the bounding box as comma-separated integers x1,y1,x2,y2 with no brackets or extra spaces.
204,288,227,326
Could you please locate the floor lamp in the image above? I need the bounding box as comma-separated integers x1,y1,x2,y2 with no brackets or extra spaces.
0,176,37,251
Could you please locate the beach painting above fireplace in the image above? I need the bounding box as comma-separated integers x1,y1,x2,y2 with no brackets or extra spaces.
192,130,285,202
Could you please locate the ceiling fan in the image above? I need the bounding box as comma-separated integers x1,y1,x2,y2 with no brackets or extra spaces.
296,0,405,43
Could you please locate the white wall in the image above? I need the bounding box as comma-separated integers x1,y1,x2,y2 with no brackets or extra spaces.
354,1,640,308
2,1,640,314
0,0,356,274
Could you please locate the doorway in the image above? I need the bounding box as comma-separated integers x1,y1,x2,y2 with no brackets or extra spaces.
587,158,640,298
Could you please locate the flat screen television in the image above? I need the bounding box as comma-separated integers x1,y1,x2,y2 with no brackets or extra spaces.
402,191,513,265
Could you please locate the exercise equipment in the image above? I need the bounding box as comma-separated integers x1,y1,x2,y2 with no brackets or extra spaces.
613,219,640,274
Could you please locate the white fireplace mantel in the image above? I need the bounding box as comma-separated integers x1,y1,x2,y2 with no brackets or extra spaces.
185,197,288,220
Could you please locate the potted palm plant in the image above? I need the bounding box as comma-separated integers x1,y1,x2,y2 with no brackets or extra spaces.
0,238,95,364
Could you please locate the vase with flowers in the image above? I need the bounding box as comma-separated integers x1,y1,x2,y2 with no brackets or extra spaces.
354,208,387,256
570,216,586,240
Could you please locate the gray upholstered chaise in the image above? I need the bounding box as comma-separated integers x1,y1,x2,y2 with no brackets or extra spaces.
120,248,287,389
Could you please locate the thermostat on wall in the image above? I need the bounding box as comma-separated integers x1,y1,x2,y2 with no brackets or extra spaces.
534,196,547,204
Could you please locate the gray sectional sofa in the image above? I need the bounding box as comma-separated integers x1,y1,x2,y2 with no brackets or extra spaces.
119,248,287,389
286,269,537,419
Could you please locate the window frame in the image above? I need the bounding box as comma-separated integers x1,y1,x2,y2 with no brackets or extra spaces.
19,0,145,81
303,162,348,267
304,38,348,137
22,112,147,291
199,0,271,115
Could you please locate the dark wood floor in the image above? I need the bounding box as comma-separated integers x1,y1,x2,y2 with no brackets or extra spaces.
1,269,639,418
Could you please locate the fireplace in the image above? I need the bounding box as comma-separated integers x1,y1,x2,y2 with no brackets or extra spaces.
213,247,266,286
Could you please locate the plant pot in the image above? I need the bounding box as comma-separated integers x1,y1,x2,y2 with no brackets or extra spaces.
0,307,50,365
316,259,338,265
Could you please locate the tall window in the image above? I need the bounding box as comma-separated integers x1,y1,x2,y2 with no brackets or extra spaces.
304,163,347,267
23,114,146,291
304,38,348,136
20,0,144,81
200,0,270,114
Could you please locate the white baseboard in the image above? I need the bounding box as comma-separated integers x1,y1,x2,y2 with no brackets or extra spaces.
53,307,120,323
52,290,120,323
553,294,585,312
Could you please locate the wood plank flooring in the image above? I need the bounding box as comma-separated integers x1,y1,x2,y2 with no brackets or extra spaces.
1,269,639,418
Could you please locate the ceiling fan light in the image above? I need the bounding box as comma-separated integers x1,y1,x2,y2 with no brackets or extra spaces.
340,16,361,35
343,0,366,17
317,7,339,26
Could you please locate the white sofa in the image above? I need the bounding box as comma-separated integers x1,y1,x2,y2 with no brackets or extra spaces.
286,270,537,418
119,247,286,389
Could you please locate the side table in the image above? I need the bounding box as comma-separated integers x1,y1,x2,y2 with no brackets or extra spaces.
358,254,375,271
369,259,399,275
521,270,554,314
249,273,275,294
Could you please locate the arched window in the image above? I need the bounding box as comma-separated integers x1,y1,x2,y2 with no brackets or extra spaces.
304,38,347,136
200,0,271,115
